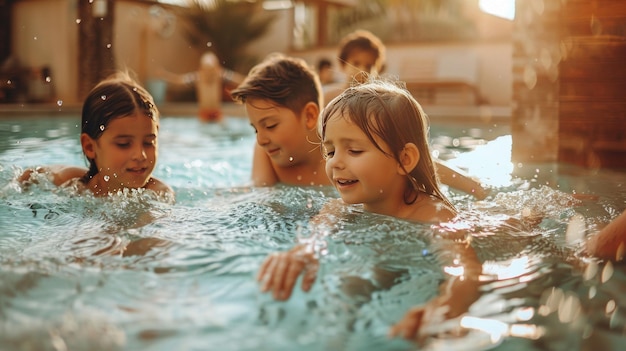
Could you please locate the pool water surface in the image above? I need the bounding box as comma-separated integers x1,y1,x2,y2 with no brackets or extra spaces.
0,115,625,351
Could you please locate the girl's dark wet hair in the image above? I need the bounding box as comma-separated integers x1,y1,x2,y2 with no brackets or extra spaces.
80,72,159,183
320,79,455,211
230,53,322,115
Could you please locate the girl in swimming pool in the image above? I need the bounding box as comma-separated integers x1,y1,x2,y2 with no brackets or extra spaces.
19,72,174,202
257,79,481,341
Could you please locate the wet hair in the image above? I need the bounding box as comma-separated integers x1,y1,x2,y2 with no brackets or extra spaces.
320,79,455,210
230,54,322,116
80,71,159,183
337,29,386,74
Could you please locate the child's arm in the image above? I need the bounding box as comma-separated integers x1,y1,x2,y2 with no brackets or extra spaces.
19,165,87,186
435,159,489,200
388,233,482,340
251,144,279,186
257,199,341,299
586,209,626,261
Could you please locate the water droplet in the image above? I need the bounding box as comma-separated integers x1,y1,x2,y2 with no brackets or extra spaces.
45,76,51,83
289,157,294,162
206,42,212,47
104,175,110,182
101,95,107,100
56,100,63,107
99,125,105,131
76,19,82,24
106,43,111,49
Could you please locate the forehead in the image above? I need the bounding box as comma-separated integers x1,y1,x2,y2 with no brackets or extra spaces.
323,112,359,137
105,113,158,133
245,98,296,121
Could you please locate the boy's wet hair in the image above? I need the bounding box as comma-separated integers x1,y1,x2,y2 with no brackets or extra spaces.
320,78,455,210
80,71,159,182
337,29,386,74
230,54,322,115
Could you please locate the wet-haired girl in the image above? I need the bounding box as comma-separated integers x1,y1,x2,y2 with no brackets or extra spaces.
257,79,481,341
19,72,173,201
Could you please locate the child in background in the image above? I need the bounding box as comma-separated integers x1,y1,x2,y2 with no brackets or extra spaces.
19,71,174,202
230,54,329,187
257,79,482,340
316,57,335,86
157,52,246,123
323,29,386,104
325,29,488,199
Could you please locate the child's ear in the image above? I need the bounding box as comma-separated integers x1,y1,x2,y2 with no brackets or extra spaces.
397,143,420,175
302,101,320,130
80,133,96,160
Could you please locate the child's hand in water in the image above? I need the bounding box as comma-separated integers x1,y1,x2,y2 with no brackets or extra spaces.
257,244,319,300
388,295,451,342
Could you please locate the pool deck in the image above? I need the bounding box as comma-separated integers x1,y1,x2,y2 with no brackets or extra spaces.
0,102,512,125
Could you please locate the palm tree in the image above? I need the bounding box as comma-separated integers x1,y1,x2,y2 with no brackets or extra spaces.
175,0,276,73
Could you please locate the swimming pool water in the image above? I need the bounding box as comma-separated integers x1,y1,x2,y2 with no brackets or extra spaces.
1,115,625,351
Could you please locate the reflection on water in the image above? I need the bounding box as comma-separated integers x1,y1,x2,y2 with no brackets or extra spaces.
0,116,625,350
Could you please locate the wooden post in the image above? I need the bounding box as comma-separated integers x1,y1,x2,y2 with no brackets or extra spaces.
78,0,116,101
558,1,626,169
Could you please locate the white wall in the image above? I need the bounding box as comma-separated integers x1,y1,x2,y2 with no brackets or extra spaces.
13,0,78,104
289,41,512,106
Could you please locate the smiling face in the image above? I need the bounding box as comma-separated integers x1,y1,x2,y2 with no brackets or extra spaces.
81,112,158,195
323,112,407,215
245,98,317,168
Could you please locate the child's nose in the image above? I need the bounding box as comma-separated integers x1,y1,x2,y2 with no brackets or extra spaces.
327,154,344,169
133,146,148,161
256,131,270,145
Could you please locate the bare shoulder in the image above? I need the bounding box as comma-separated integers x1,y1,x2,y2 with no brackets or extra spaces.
145,177,175,201
412,195,457,223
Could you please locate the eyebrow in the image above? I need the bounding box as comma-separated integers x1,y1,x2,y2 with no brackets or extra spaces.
323,136,361,146
113,133,157,139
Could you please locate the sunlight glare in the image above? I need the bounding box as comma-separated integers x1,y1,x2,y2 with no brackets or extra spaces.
482,256,530,280
447,135,513,188
460,316,507,343
479,0,515,20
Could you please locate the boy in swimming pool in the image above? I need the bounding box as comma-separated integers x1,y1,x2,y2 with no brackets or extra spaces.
19,72,174,202
230,54,329,187
257,79,482,341
232,52,486,199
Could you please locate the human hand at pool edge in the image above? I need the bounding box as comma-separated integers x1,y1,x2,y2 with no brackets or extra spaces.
257,244,319,300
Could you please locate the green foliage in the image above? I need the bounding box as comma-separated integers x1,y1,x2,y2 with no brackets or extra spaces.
176,0,276,72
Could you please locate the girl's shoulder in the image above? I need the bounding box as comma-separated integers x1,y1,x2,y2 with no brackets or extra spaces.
145,177,175,201
411,194,457,223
